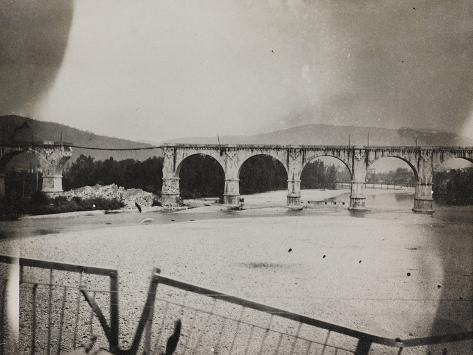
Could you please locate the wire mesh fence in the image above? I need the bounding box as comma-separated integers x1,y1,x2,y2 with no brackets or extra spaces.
146,290,360,355
0,255,119,354
141,274,473,355
142,274,381,355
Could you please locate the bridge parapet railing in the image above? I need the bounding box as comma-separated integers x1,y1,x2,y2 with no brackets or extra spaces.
160,143,473,151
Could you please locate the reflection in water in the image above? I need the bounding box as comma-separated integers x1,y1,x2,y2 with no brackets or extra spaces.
366,191,414,210
348,210,369,218
34,228,62,236
395,193,413,202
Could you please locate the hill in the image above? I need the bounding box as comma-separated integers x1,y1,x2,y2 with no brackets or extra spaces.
0,115,162,163
2,116,472,173
168,124,473,146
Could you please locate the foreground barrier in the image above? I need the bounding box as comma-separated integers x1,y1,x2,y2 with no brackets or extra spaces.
0,255,119,354
1,256,472,354
136,272,472,355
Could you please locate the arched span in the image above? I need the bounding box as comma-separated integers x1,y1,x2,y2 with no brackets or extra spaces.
302,155,352,178
368,156,419,180
237,153,288,178
175,153,225,177
0,148,49,172
434,156,473,171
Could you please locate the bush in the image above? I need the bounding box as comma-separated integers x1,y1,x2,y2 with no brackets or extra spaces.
31,191,48,205
0,194,125,220
433,167,473,205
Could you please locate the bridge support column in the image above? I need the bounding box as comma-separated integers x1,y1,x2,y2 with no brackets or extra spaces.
41,174,63,194
349,181,367,210
0,173,5,199
287,179,302,210
223,178,240,207
413,150,434,214
349,147,368,211
161,177,180,207
413,183,434,214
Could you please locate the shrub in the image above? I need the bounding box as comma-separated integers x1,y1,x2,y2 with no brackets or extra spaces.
31,191,48,205
0,195,125,220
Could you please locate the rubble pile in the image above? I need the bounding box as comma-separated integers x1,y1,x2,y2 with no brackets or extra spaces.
59,184,156,209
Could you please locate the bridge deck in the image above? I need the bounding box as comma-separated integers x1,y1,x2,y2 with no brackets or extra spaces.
161,142,473,151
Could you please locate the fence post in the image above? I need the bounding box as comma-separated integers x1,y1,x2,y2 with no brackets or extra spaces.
144,268,160,354
109,271,120,353
354,339,372,355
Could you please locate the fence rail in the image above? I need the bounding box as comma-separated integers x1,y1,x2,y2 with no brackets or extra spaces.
335,182,415,190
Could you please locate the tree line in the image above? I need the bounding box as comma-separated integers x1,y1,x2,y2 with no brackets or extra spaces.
6,154,471,205
433,168,473,205
367,167,416,186
63,155,164,193
62,154,344,198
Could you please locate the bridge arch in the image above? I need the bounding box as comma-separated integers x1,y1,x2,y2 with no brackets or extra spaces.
368,156,419,181
433,156,473,171
301,155,352,178
238,154,288,199
237,153,288,178
176,153,225,200
299,155,352,207
0,148,49,173
362,156,419,212
175,152,225,177
0,144,72,198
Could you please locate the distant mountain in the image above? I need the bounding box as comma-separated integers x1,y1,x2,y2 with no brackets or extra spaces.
2,116,472,173
0,115,162,164
168,124,473,146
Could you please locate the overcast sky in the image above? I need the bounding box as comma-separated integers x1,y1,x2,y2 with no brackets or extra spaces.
2,0,473,142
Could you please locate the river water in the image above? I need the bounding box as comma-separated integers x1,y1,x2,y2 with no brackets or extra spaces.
0,189,471,239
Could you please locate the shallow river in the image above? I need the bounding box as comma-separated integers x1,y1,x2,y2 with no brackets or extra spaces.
1,189,471,240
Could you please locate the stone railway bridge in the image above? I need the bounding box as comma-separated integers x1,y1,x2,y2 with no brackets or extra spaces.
1,142,472,214
162,143,473,214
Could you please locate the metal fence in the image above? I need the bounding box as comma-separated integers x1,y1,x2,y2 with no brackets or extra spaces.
2,256,472,355
335,183,415,190
137,273,473,355
0,255,119,354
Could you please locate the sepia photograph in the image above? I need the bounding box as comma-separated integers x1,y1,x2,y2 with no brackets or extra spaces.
1,1,472,354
